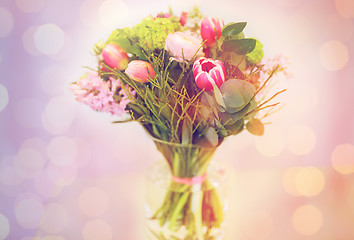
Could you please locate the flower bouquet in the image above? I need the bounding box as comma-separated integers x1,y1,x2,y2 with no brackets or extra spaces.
71,7,287,240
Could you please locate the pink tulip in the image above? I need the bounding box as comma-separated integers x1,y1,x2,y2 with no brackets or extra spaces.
193,57,226,92
165,32,204,62
101,43,129,70
125,60,156,83
200,17,224,46
179,12,188,26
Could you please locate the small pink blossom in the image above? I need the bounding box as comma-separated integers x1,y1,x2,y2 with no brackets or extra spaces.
71,72,134,116
260,54,291,78
165,32,204,62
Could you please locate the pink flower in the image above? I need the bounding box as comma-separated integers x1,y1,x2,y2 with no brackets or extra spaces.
200,17,224,46
155,12,171,19
125,60,156,83
179,12,188,26
101,43,129,70
165,32,204,62
71,72,134,116
193,57,226,92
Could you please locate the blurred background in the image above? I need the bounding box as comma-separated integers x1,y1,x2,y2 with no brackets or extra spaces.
0,0,354,239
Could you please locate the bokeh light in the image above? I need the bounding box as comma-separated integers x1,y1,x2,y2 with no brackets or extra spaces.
22,26,42,56
0,83,9,113
40,65,69,96
98,0,130,28
15,0,46,12
331,143,354,175
295,167,325,197
0,7,13,38
47,163,77,187
34,171,63,198
15,194,44,229
42,95,76,135
319,40,349,71
14,147,46,179
82,219,113,240
34,24,65,55
255,126,285,157
48,136,77,167
21,138,47,154
79,0,102,28
324,14,354,41
274,0,303,7
48,33,74,61
292,205,323,236
286,124,317,155
0,165,24,186
242,211,274,240
283,167,302,196
78,187,109,217
40,203,68,234
335,0,354,18
73,138,92,168
0,213,10,239
286,83,319,115
14,97,43,128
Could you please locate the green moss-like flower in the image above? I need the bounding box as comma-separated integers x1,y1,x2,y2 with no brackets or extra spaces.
132,16,181,52
246,39,264,64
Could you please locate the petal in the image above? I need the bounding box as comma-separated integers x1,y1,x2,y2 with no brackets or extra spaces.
195,72,214,92
209,68,223,87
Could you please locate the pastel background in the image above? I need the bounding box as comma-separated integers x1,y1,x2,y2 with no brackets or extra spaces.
0,0,354,239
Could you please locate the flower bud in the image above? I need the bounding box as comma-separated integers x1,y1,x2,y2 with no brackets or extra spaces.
101,43,129,70
125,60,156,83
193,57,226,92
155,12,171,19
200,17,224,46
179,12,188,26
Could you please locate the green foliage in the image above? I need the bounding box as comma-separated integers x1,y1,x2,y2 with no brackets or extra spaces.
222,38,257,55
105,16,181,58
221,22,246,38
246,38,264,64
132,16,181,52
219,79,256,113
106,28,146,59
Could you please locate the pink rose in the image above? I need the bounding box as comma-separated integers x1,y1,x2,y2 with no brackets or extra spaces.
165,32,204,62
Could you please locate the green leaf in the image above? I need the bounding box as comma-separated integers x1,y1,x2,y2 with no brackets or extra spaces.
215,120,228,137
204,127,218,147
222,38,257,55
246,118,264,136
230,53,247,70
181,118,192,144
219,102,251,125
225,119,244,135
219,79,256,113
221,22,247,38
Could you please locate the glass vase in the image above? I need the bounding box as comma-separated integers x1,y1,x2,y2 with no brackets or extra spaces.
145,139,228,240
